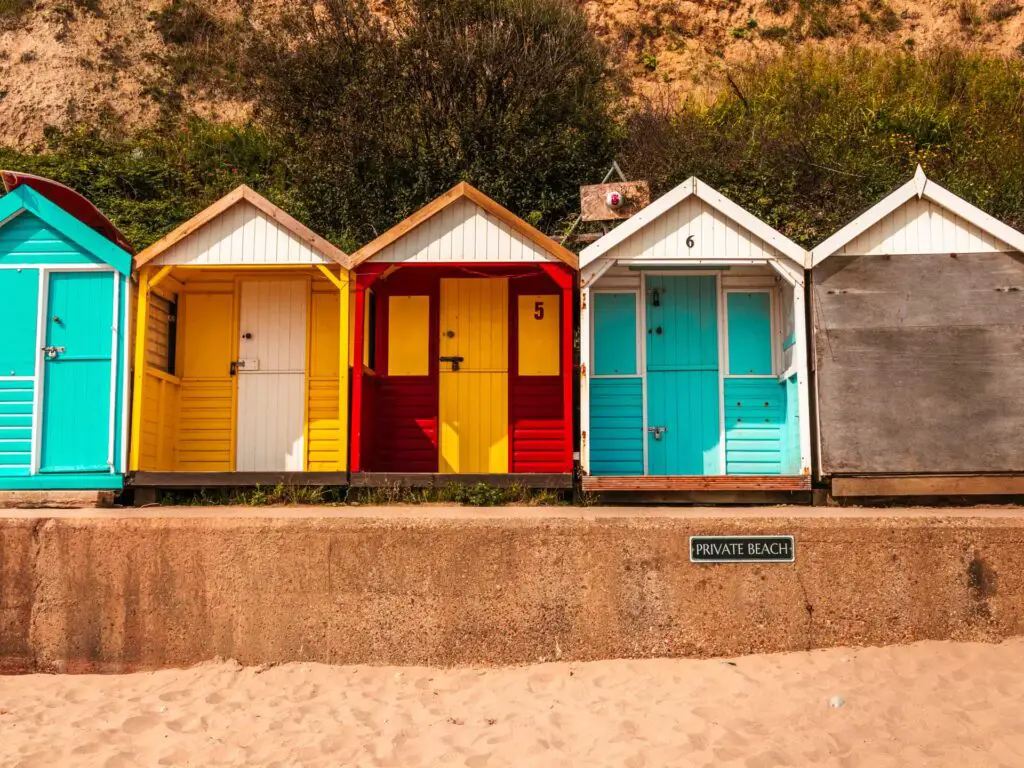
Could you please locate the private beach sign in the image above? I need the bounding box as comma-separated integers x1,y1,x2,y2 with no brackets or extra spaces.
689,536,795,564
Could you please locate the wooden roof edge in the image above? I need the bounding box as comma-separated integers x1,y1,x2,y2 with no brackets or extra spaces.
349,182,578,270
134,185,349,270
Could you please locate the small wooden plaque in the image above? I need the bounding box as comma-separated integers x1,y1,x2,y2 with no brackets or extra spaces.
580,181,651,221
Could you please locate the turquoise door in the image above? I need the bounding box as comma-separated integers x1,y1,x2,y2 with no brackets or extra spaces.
645,275,721,475
39,272,114,474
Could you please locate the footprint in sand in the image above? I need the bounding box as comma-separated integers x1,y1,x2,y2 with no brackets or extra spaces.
122,715,161,735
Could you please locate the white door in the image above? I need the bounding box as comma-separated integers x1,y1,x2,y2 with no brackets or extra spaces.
236,280,308,471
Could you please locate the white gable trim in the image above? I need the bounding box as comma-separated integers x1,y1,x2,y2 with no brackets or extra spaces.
580,176,808,269
811,166,1024,266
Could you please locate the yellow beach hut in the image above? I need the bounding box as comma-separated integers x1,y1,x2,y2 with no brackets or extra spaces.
128,186,350,496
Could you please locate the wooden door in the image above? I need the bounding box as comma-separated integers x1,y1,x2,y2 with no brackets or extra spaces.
645,275,721,475
438,278,508,474
38,271,114,473
236,280,308,472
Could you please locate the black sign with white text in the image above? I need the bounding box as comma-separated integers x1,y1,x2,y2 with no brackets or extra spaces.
689,536,795,563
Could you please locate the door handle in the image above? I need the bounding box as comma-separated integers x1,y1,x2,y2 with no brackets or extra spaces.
439,355,464,372
42,346,65,360
648,426,668,440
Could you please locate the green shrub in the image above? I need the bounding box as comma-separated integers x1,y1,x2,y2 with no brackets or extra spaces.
619,46,1024,247
246,0,618,245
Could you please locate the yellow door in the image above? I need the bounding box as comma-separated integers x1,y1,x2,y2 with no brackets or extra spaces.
439,278,508,474
177,292,235,471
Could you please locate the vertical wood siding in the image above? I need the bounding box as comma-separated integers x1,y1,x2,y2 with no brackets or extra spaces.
236,280,308,472
438,278,509,474
603,196,783,264
374,197,550,264
150,201,333,266
839,197,1012,255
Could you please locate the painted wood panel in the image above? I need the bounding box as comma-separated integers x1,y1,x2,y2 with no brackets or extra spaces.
139,372,179,471
510,377,565,472
439,278,508,473
236,280,308,472
388,295,430,376
593,292,637,375
0,380,33,475
146,292,175,373
517,294,559,376
177,292,234,471
150,200,333,266
589,378,644,476
308,291,341,471
374,197,550,264
603,196,783,264
0,213,107,266
724,379,786,475
0,268,39,377
839,197,1012,255
813,252,1024,474
726,292,773,375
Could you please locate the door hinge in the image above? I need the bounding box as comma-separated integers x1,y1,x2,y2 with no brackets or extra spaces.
580,362,587,378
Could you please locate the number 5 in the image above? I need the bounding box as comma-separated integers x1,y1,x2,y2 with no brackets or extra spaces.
534,301,544,320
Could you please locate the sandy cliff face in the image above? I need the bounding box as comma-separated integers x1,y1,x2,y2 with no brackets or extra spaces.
1,0,1022,146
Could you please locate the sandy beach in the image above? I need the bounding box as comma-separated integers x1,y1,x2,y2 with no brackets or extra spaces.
2,640,1023,767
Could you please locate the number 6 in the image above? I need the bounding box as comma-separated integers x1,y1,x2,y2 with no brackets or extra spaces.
686,235,695,248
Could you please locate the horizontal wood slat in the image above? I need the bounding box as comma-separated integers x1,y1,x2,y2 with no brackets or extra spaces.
582,475,811,492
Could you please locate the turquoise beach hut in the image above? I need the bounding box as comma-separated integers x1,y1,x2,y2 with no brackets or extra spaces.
0,173,132,491
578,177,813,499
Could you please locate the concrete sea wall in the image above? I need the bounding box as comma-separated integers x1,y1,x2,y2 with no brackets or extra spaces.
2,508,1023,673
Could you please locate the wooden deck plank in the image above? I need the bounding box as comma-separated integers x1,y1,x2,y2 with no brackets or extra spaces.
832,475,1024,497
581,476,812,492
352,473,573,489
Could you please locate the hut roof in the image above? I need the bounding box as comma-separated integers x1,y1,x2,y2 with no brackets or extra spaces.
811,166,1024,266
349,182,577,269
580,176,808,270
0,184,132,274
134,185,348,270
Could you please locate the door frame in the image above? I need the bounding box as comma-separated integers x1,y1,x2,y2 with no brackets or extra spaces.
31,264,121,476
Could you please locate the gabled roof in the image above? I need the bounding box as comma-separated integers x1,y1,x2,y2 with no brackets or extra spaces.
0,184,132,274
580,176,808,269
134,185,348,269
810,165,1024,266
2,170,134,254
349,182,578,269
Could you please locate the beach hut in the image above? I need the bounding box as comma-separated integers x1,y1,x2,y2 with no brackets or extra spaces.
348,183,577,487
128,185,350,493
578,177,812,497
0,174,132,491
809,166,1024,498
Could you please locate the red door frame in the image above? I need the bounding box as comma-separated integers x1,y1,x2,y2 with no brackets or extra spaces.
351,261,575,475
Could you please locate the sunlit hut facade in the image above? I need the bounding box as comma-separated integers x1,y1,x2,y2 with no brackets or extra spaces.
348,183,577,487
0,173,133,491
129,186,350,490
579,177,812,496
810,166,1024,499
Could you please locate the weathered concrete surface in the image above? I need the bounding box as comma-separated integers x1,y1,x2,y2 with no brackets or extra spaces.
2,507,1024,672
0,491,114,509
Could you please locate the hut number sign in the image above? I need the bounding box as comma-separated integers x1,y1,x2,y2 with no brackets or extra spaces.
689,535,795,563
